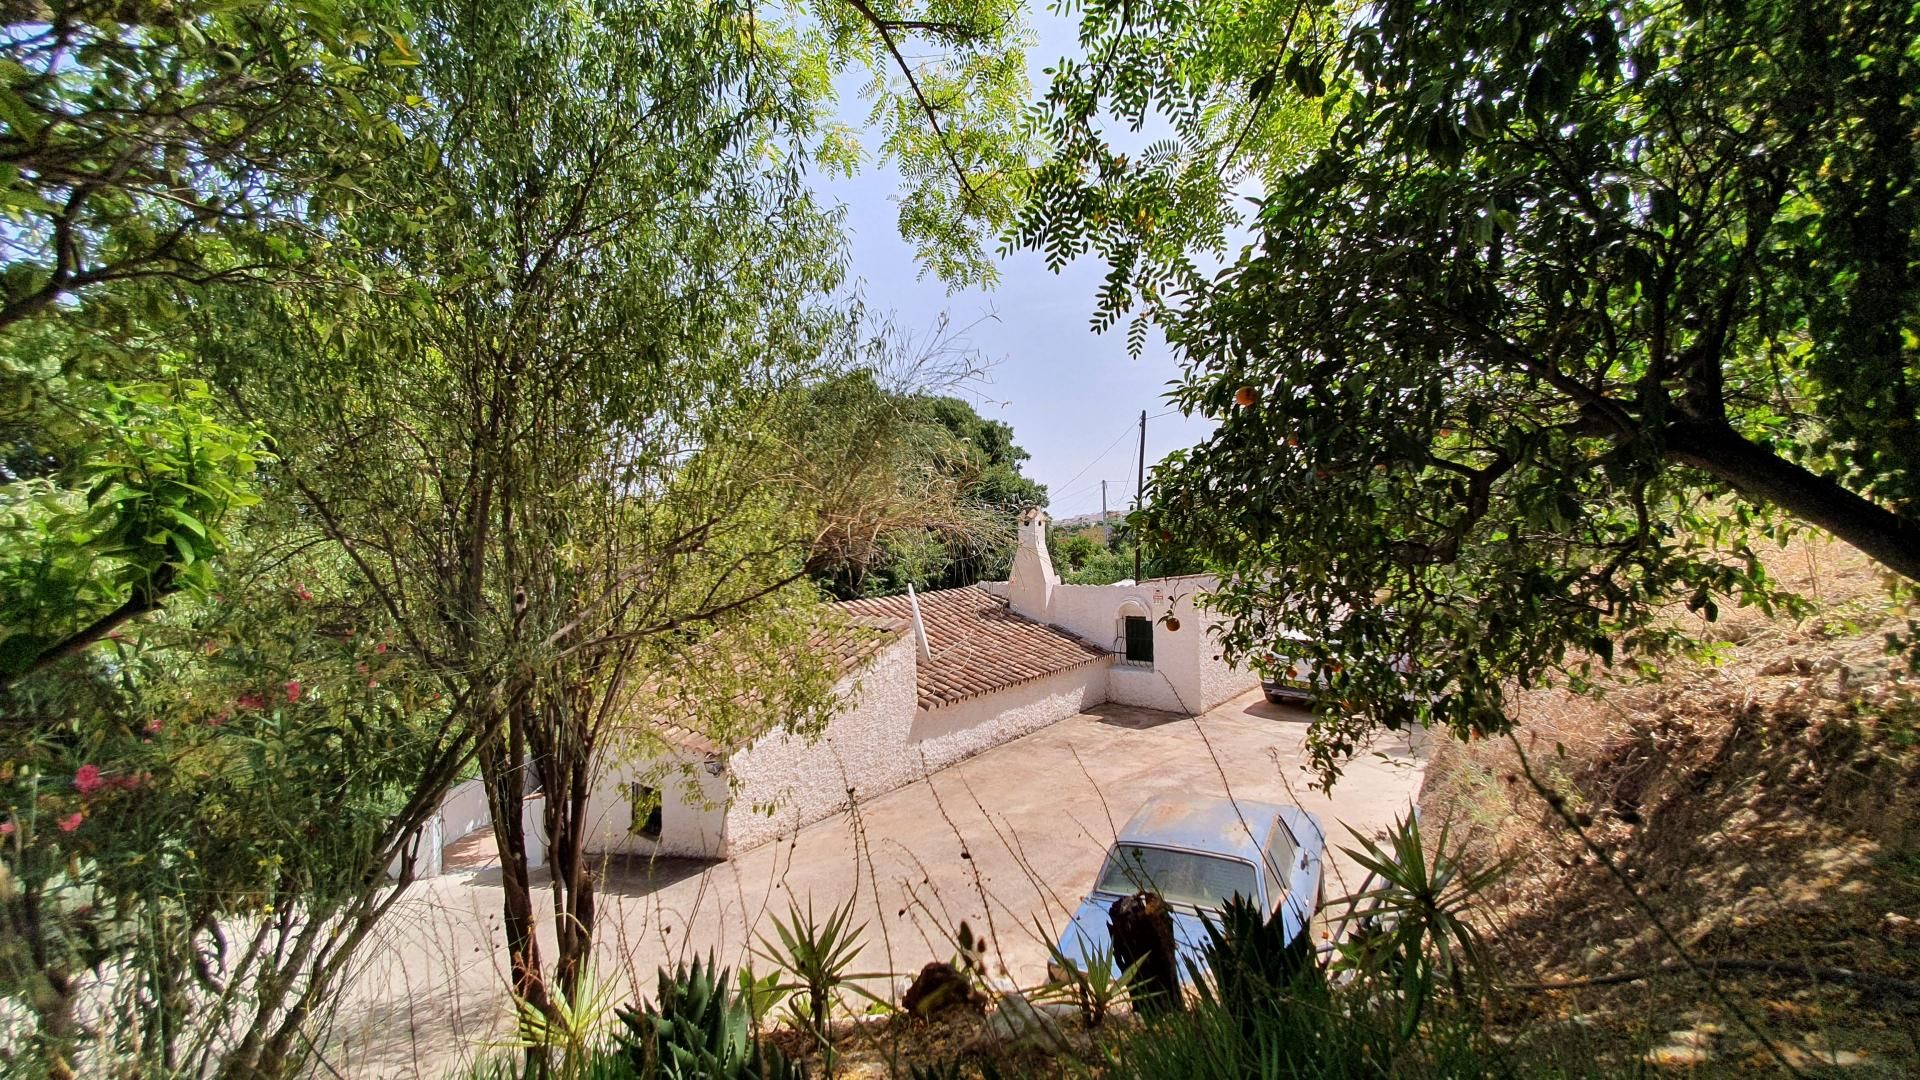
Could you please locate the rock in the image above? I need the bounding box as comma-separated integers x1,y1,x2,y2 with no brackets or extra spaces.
902,961,981,1017
982,990,1070,1053
1881,912,1917,941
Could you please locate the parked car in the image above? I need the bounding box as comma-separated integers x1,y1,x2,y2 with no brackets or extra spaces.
1259,631,1322,705
1261,640,1420,708
1051,794,1325,983
1260,653,1322,705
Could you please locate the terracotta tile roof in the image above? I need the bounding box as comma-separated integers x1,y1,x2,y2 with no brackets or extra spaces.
838,585,1110,710
643,614,908,756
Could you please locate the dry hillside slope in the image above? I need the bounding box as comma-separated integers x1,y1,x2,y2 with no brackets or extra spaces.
1423,538,1920,1074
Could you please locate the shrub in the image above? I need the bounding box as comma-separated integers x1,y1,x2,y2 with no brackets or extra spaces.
1035,927,1140,1028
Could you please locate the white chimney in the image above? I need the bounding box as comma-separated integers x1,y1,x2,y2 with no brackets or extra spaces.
1008,508,1059,621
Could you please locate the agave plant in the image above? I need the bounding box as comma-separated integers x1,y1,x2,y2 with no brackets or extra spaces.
1332,813,1508,1037
753,897,890,1049
1034,922,1142,1028
617,953,805,1080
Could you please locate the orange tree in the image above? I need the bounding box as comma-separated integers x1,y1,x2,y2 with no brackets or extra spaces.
1016,0,1920,777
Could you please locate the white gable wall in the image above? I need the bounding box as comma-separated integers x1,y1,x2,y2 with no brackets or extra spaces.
1040,575,1257,715
908,659,1109,772
723,634,921,853
582,746,730,860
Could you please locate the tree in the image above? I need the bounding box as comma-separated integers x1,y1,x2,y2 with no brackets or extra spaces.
0,0,412,330
1019,0,1920,776
207,0,988,1043
815,385,1046,596
0,0,417,685
0,0,1039,1071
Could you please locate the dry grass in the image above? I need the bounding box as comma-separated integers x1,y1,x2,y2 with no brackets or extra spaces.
1422,536,1920,1075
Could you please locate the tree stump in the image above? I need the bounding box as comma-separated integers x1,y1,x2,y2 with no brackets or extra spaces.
1108,891,1183,1015
902,961,981,1017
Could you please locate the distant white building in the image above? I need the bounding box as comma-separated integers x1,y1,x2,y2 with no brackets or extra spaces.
583,511,1259,860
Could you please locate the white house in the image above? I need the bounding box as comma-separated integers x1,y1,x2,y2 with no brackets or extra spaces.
582,511,1259,861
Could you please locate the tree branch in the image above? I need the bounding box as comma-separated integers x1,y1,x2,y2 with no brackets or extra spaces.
841,0,979,208
1666,419,1920,582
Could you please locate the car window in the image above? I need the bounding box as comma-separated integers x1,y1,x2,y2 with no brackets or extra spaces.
1095,844,1260,910
1262,824,1296,897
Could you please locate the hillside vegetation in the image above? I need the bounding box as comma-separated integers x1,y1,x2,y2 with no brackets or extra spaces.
1423,538,1920,1074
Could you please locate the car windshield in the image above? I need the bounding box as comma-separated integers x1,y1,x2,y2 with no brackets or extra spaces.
1093,844,1260,910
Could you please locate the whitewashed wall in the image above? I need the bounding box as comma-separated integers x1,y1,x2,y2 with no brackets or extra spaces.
724,635,920,853
1042,575,1256,714
441,777,491,843
909,660,1108,771
582,746,730,860
383,776,498,880
386,813,443,880
1195,627,1260,712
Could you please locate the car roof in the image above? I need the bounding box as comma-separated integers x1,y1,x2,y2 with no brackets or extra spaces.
1114,794,1293,867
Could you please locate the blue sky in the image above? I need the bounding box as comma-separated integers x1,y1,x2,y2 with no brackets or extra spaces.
811,17,1218,523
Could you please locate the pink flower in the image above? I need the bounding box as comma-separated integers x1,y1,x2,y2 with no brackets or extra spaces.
236,694,265,712
145,717,164,735
73,764,102,795
292,583,313,603
285,680,302,703
57,811,83,833
0,821,14,836
375,643,387,655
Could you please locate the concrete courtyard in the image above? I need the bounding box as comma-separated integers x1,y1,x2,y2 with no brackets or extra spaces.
325,689,1426,1077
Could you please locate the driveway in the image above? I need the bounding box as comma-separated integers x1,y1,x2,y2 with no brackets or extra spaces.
326,689,1426,1077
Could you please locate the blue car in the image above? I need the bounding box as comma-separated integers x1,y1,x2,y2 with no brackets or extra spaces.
1052,794,1326,983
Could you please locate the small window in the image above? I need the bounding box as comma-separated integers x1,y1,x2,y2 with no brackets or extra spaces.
1123,615,1155,664
629,783,663,840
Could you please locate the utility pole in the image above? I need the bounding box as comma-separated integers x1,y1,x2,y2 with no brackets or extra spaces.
1100,479,1110,540
1134,409,1146,582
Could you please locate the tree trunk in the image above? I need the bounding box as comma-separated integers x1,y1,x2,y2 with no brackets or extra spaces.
482,703,546,1013
1108,892,1183,1015
1666,420,1920,582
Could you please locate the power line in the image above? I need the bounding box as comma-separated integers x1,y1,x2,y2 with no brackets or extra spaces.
1051,420,1136,496
1047,408,1185,512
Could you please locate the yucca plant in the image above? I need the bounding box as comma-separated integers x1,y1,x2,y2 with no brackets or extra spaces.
617,953,805,1080
736,962,790,1028
1034,925,1142,1028
753,897,890,1050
